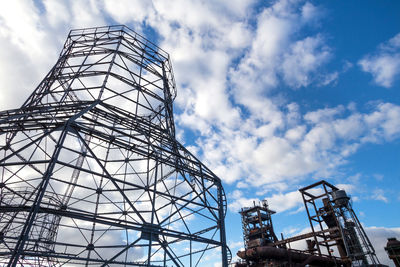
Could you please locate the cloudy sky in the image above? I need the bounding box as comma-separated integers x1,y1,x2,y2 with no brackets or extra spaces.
0,0,399,265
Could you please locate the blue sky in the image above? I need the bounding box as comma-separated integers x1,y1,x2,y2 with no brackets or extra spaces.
0,0,399,265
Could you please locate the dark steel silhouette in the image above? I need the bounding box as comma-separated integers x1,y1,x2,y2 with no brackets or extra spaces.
0,25,229,267
300,180,380,266
235,181,383,267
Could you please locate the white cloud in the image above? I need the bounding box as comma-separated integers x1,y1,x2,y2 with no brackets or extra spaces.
301,2,326,26
359,32,400,88
0,1,59,109
319,71,339,86
282,35,332,88
228,190,261,212
196,100,400,192
362,102,400,142
304,105,345,124
229,188,303,213
43,0,71,28
0,0,109,110
268,190,303,212
359,54,400,88
372,189,389,203
103,0,154,24
285,125,306,141
69,0,106,28
230,0,335,115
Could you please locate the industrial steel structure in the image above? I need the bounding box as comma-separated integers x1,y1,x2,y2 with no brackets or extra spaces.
0,25,229,266
235,180,383,267
300,180,379,266
239,200,278,250
385,237,400,267
236,200,345,267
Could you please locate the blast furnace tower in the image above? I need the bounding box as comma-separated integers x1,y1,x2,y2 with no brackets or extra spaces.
0,25,229,266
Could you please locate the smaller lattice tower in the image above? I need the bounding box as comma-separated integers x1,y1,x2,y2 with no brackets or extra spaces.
300,180,380,266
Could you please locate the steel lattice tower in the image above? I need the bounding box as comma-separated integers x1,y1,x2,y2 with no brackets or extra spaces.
0,25,229,267
300,180,380,266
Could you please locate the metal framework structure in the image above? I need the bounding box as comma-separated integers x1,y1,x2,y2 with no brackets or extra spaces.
385,237,400,267
235,180,383,267
0,25,229,266
235,199,346,267
299,180,380,266
240,200,278,250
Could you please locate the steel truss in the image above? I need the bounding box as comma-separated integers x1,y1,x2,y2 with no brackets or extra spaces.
0,25,229,266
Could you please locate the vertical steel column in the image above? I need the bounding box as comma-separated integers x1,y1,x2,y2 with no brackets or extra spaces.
218,181,228,267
